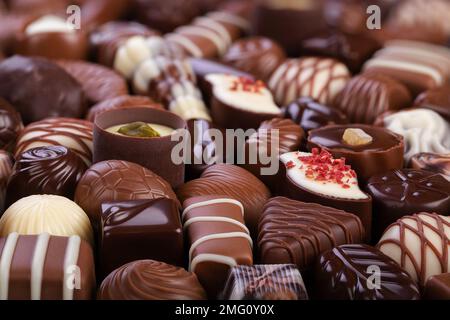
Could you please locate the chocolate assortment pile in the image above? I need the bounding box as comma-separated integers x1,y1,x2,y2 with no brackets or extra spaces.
0,0,449,301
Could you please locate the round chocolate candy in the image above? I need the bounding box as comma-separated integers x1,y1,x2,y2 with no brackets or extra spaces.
0,150,13,212
74,160,179,231
98,260,207,300
5,146,87,207
55,60,128,107
367,169,450,241
222,36,286,82
80,0,131,31
0,56,86,124
410,153,450,181
0,97,23,151
414,85,450,122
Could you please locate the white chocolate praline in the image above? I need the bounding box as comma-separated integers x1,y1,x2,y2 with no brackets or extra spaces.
26,15,75,35
206,74,281,114
0,195,93,245
106,123,175,137
280,151,369,200
382,108,450,162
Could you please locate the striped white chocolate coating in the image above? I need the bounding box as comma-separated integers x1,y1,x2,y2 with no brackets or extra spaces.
0,232,19,300
30,233,50,300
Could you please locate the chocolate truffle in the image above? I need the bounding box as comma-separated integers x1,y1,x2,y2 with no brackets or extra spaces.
5,146,87,206
0,56,86,124
378,108,450,163
222,36,286,82
363,40,450,96
333,73,412,124
378,213,450,286
279,149,372,236
134,0,201,34
0,195,93,245
283,97,348,133
301,33,381,74
177,164,270,239
74,160,179,231
410,153,450,181
55,60,128,107
414,85,450,122
315,244,420,300
182,196,253,298
242,118,303,188
87,95,164,122
98,260,206,300
258,197,365,271
308,125,405,182
14,15,89,60
424,273,450,300
221,264,308,300
206,74,281,130
99,198,183,278
0,233,95,300
366,169,450,241
15,117,93,166
0,97,23,151
0,151,13,212
268,57,351,106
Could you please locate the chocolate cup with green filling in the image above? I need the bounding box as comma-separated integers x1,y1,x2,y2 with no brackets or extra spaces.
94,107,187,188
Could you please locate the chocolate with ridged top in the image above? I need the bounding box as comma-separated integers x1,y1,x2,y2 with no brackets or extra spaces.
221,264,308,300
98,260,206,300
410,153,450,181
0,97,23,151
75,160,179,231
333,73,412,124
367,169,450,241
315,244,420,300
177,164,270,239
5,146,87,207
0,56,86,124
258,197,365,271
222,37,286,82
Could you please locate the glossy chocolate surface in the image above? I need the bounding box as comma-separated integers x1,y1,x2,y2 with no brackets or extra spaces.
6,146,87,207
414,85,450,122
99,198,183,278
424,273,450,300
258,197,365,271
410,153,450,181
315,244,420,300
0,97,23,151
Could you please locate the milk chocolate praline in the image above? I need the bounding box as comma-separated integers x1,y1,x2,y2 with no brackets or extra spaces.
308,125,405,182
0,97,23,151
410,153,450,181
414,85,450,122
94,107,186,188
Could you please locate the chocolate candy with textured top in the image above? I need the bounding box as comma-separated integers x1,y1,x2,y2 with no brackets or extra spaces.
182,195,253,298
0,56,86,124
177,164,270,239
269,57,351,106
207,74,282,130
55,60,128,107
0,97,23,151
334,73,411,124
315,244,420,300
279,149,372,237
0,233,95,300
302,33,381,73
378,213,450,286
14,15,89,60
0,195,93,245
0,151,13,212
75,160,179,231
221,264,308,300
5,146,86,206
258,197,365,271
99,198,183,278
367,169,450,241
410,153,450,181
87,95,163,122
15,117,93,166
308,124,404,182
283,97,348,134
424,273,450,300
414,85,450,122
222,37,286,82
98,260,206,300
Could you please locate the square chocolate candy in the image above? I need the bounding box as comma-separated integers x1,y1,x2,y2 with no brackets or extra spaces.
99,198,183,278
